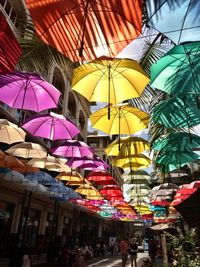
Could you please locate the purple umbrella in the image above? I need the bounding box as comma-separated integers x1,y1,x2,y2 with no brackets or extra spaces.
22,112,80,140
66,155,109,170
51,140,94,158
0,71,61,112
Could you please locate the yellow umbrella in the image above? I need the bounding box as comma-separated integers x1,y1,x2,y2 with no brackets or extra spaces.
90,104,149,135
112,154,151,169
72,58,149,118
86,194,104,200
28,156,70,172
6,142,47,158
105,136,150,156
0,119,26,144
75,184,100,197
56,171,83,181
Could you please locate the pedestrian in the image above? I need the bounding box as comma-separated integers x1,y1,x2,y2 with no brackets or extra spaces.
73,249,87,267
129,238,138,267
113,239,119,256
21,248,32,267
119,238,129,267
148,239,158,265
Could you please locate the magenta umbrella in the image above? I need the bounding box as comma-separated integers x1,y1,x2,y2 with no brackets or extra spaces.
22,112,80,140
0,71,61,112
51,140,94,158
66,155,109,170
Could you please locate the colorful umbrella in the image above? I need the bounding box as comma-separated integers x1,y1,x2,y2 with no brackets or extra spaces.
25,171,57,186
122,170,151,183
0,119,26,144
152,95,200,128
0,12,22,73
22,112,80,140
12,159,39,173
28,156,70,172
90,104,149,135
0,71,61,112
0,154,24,169
75,184,99,197
112,154,151,169
51,140,93,158
6,142,47,159
100,185,123,197
147,0,200,44
155,150,200,172
152,132,200,152
151,42,200,96
66,155,108,170
3,170,25,183
56,171,83,182
105,136,150,156
72,57,149,117
86,171,117,185
25,0,142,61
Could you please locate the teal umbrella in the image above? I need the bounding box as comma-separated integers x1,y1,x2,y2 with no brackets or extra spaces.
152,132,200,152
151,42,200,96
152,95,200,128
155,150,200,172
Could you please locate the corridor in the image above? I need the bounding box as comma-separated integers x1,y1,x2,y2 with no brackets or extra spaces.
88,253,150,267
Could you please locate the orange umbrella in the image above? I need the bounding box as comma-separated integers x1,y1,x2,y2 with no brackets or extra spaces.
0,154,24,169
25,0,142,62
12,159,39,173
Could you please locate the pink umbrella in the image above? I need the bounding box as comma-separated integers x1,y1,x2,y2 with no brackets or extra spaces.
51,140,93,158
0,71,61,112
66,155,109,170
22,112,79,140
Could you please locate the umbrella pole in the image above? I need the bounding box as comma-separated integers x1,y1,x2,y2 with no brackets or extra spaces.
118,108,121,151
79,0,89,57
183,97,193,143
108,65,111,120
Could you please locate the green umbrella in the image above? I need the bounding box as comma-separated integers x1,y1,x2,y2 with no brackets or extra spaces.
155,150,200,172
152,132,200,152
152,95,200,128
151,42,200,96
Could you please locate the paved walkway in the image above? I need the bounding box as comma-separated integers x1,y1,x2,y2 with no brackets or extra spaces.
88,253,150,267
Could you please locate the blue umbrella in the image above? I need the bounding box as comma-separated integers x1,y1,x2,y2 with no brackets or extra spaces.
147,0,200,44
25,171,57,186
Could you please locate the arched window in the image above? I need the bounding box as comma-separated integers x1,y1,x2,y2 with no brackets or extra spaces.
68,92,76,119
52,67,65,97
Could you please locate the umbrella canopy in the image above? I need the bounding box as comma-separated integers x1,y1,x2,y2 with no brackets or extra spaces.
75,184,99,197
174,188,200,226
25,0,142,62
3,170,24,183
66,155,108,171
0,71,61,112
0,154,24,169
6,142,47,159
152,132,200,152
122,170,151,180
147,0,200,44
155,150,200,172
22,180,49,195
105,136,150,157
51,140,93,158
56,171,83,182
152,95,200,128
72,58,149,107
100,185,122,197
22,112,80,140
86,171,117,185
90,104,149,135
0,119,26,144
112,154,151,169
12,159,39,173
28,156,70,172
0,12,22,73
25,171,57,186
151,42,200,95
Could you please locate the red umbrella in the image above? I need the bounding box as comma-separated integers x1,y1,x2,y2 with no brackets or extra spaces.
86,171,117,185
100,185,122,197
151,198,170,207
0,12,22,73
25,0,142,62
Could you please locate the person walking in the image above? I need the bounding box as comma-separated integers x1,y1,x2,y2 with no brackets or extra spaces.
73,249,87,267
129,238,138,267
119,238,129,267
